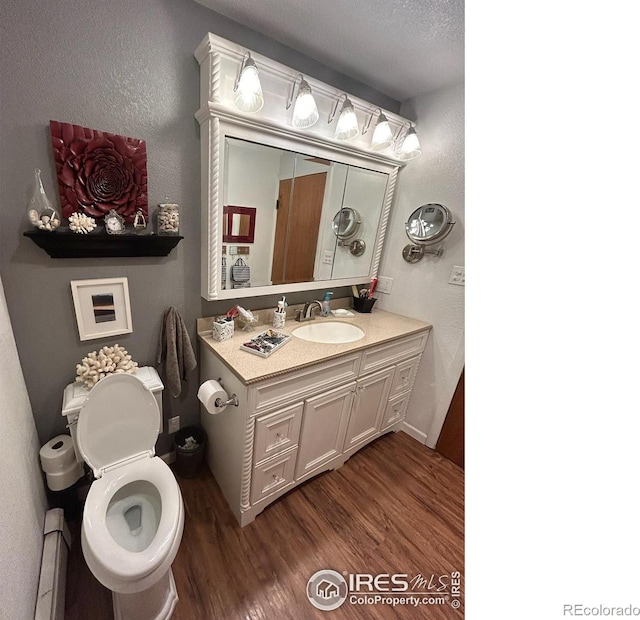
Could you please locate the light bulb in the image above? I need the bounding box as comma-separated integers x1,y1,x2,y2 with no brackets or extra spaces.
370,113,393,151
234,56,264,114
292,80,319,128
334,98,359,141
398,126,421,160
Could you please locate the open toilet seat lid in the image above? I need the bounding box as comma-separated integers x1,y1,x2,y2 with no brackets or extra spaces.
77,373,160,477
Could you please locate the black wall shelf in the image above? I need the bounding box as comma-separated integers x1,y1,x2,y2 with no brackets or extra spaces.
24,229,183,258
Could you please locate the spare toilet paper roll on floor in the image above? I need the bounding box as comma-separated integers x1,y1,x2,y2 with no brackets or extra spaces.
198,380,229,414
45,462,84,491
39,434,76,473
39,434,84,491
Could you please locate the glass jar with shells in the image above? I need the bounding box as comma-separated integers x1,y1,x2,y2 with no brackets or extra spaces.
157,202,180,235
26,168,61,232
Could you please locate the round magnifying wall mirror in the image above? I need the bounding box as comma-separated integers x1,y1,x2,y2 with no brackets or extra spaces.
405,203,455,245
332,207,361,240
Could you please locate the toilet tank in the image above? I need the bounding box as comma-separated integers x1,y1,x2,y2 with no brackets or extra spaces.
62,367,164,463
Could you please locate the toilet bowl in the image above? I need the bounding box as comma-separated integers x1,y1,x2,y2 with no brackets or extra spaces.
76,373,184,619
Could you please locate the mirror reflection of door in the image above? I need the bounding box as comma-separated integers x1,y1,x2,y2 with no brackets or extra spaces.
271,171,327,284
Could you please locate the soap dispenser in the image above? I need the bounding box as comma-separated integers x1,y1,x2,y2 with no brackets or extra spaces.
321,291,333,317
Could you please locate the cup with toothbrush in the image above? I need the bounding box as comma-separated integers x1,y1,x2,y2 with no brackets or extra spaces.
273,296,287,328
352,279,378,313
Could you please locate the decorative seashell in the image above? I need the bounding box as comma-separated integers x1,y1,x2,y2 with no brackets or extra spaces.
75,344,138,388
68,212,97,234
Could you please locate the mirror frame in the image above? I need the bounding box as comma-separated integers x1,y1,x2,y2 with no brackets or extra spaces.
195,33,413,301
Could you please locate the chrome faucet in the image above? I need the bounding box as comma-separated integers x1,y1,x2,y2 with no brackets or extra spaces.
295,300,323,322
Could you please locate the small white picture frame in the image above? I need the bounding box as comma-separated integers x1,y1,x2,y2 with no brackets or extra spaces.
70,277,133,341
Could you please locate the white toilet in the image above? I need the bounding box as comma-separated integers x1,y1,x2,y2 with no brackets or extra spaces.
76,373,184,620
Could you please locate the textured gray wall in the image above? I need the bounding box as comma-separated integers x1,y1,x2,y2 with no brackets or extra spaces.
0,275,48,620
0,0,398,454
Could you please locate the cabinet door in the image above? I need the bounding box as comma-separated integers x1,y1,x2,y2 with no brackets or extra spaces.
343,368,393,454
294,383,355,481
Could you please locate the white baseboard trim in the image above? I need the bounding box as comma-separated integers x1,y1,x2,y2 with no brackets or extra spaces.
160,451,175,465
400,421,428,444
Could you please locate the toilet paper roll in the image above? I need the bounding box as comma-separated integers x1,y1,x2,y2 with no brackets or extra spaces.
198,380,228,415
45,461,84,491
40,435,76,474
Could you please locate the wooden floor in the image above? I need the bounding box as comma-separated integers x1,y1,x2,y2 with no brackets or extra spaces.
65,431,464,619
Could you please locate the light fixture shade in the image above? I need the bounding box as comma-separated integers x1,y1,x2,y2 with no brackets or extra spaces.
334,98,359,141
398,126,421,160
370,113,393,151
234,56,264,113
292,79,319,128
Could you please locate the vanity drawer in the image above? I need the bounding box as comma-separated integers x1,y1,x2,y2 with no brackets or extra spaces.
249,352,360,416
251,447,298,504
389,355,421,398
381,392,411,432
253,403,303,464
360,331,429,376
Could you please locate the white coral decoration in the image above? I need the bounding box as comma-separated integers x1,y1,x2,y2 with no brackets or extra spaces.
68,212,97,234
75,344,138,388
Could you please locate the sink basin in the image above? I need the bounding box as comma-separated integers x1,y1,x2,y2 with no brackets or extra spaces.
292,321,365,344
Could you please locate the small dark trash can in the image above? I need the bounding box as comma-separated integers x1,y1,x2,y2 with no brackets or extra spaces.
174,426,206,478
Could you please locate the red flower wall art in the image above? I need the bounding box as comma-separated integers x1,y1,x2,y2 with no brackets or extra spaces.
50,121,148,223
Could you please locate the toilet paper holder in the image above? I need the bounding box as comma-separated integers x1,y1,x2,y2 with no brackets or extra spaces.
215,378,239,408
215,393,239,408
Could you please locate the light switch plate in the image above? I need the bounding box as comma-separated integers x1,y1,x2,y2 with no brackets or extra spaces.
322,250,334,265
376,276,394,294
448,265,465,286
229,246,238,255
168,416,180,434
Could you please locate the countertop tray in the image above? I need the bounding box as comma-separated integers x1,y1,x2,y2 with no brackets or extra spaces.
240,330,291,358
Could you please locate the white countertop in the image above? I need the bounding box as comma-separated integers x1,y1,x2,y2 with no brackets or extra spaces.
197,308,431,385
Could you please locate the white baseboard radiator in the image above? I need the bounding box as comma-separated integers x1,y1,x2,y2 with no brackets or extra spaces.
35,508,70,620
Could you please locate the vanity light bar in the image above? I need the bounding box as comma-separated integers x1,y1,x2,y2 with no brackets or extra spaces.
195,33,421,163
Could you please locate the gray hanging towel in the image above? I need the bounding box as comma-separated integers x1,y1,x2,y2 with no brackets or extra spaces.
156,307,197,398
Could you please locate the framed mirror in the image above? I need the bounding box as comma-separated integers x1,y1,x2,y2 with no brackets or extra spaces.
223,206,256,244
205,124,397,299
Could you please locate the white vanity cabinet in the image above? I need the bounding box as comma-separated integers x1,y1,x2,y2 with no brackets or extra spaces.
199,322,429,526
